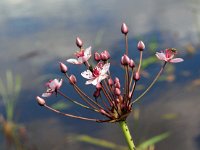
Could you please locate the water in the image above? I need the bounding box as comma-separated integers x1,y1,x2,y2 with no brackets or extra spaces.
0,0,200,149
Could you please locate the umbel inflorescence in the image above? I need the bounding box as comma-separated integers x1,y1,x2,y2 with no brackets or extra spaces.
36,23,183,123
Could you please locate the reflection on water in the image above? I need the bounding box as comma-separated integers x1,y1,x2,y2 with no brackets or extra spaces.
0,0,200,149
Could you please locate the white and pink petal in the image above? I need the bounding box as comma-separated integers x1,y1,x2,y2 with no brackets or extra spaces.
57,79,63,88
81,70,93,79
85,78,97,85
66,59,81,64
169,58,184,63
84,46,92,58
155,52,166,61
99,74,108,81
48,79,57,90
101,63,110,75
42,91,52,97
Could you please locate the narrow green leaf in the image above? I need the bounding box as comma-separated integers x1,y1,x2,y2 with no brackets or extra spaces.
0,71,22,121
6,70,14,95
161,113,178,120
148,40,158,53
51,101,70,110
137,132,170,149
141,57,157,69
75,135,127,150
14,75,21,97
0,78,8,104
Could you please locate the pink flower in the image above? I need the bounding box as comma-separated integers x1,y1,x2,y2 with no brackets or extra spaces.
81,63,110,85
42,79,63,97
66,46,91,64
155,48,184,63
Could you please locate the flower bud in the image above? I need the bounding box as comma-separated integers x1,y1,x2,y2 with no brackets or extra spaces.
100,53,108,61
76,37,83,48
100,50,110,61
115,98,120,103
99,109,112,118
115,88,121,96
96,83,102,90
115,82,121,89
120,103,126,111
69,75,77,84
121,54,130,65
93,90,100,98
108,78,113,86
36,96,45,106
121,23,128,34
133,72,140,81
103,50,110,59
97,62,104,68
94,52,101,61
114,77,120,83
129,59,135,68
137,41,145,51
59,62,68,73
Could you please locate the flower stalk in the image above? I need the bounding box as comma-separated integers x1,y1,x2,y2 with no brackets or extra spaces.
119,121,136,150
131,61,167,105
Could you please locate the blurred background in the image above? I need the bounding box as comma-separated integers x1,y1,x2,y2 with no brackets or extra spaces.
0,0,200,149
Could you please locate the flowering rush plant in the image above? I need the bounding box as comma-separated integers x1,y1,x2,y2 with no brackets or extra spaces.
36,23,183,150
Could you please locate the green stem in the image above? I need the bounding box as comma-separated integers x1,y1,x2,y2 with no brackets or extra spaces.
119,120,136,150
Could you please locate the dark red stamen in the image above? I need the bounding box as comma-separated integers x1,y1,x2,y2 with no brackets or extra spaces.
92,68,100,77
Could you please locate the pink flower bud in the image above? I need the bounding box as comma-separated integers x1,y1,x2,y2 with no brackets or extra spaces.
36,96,45,106
96,83,102,90
115,98,120,103
129,59,135,68
120,103,126,110
76,37,83,48
121,23,128,34
94,52,101,61
100,50,110,61
100,53,108,61
114,88,121,96
103,50,110,59
108,78,113,86
115,82,121,89
59,62,68,73
133,72,140,81
69,75,77,84
121,54,130,65
114,77,120,83
99,109,106,114
99,109,112,118
137,41,145,51
93,90,100,98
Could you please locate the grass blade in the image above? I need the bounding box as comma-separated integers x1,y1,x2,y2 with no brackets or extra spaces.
137,132,170,149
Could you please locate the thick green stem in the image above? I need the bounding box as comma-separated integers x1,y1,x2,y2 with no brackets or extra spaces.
119,121,136,150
